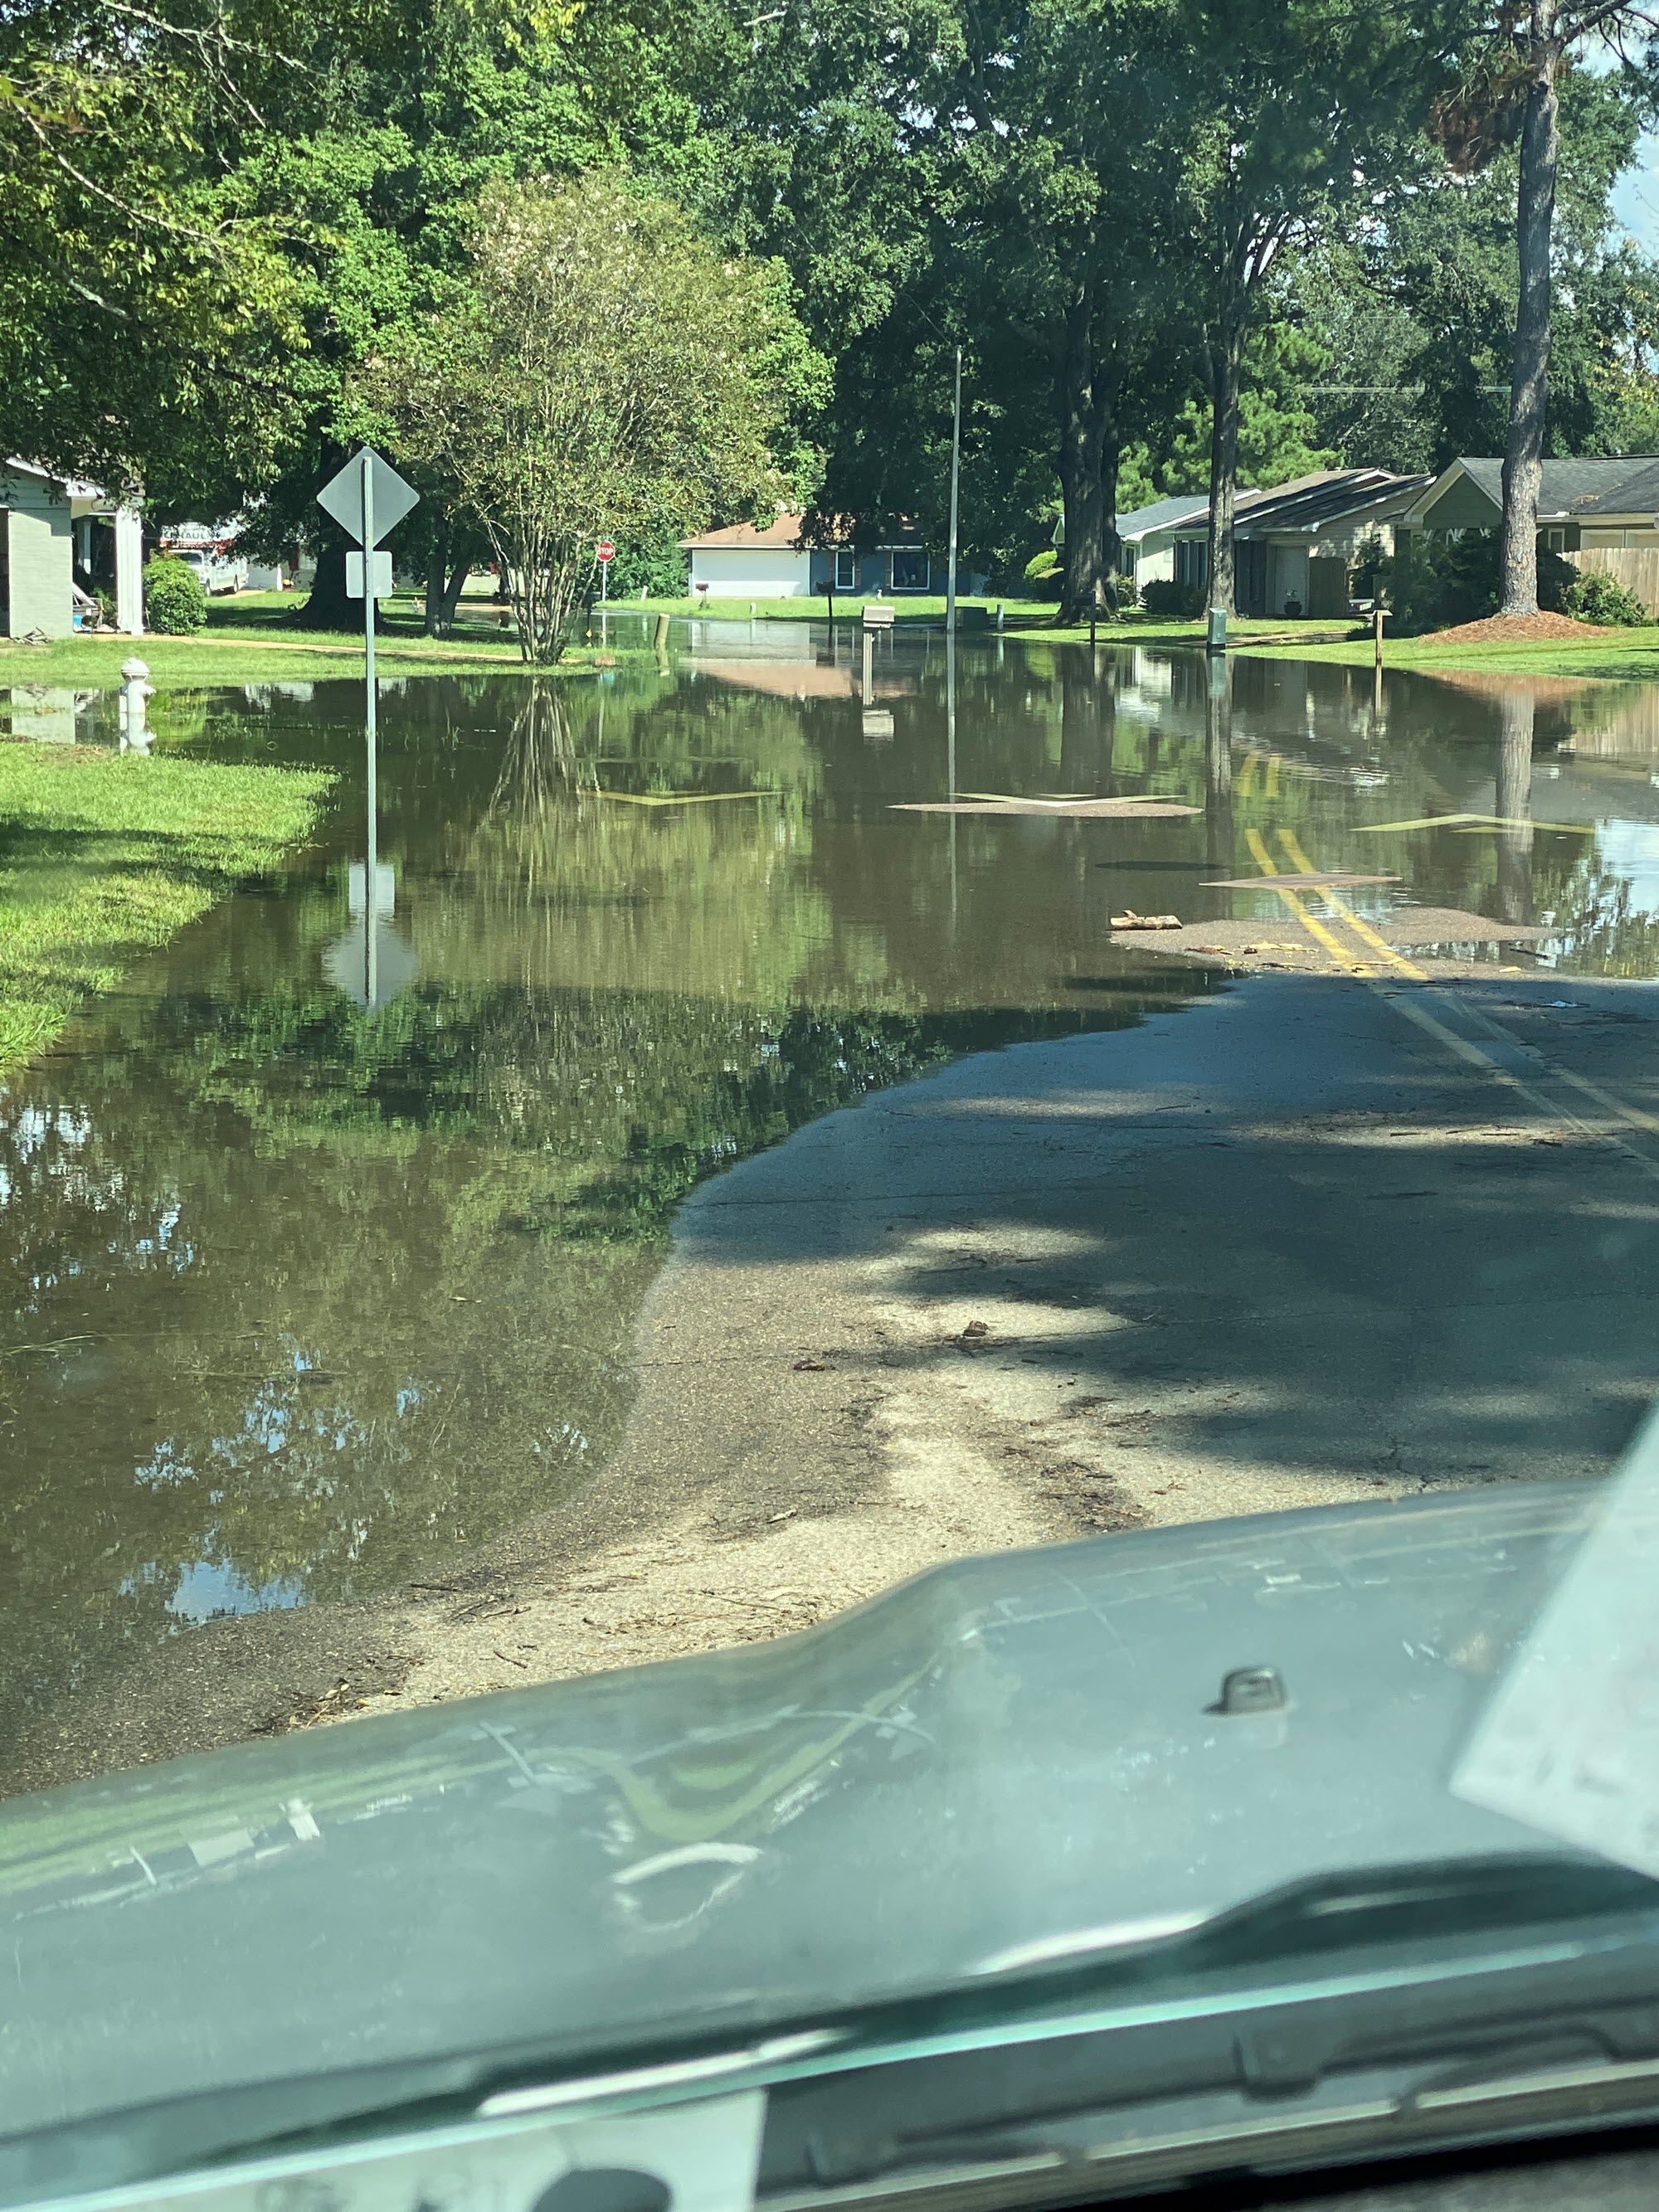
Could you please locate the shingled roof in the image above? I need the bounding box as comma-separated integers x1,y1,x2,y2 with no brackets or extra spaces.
1571,460,1659,518
1445,457,1659,520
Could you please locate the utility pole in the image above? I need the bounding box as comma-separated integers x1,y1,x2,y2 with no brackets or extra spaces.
946,345,962,634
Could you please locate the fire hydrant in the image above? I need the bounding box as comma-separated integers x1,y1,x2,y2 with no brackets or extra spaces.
119,657,156,753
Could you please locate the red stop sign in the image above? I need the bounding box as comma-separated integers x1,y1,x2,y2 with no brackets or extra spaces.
596,540,615,563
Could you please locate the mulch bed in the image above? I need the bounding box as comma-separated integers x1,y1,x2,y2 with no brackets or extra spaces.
1426,612,1607,646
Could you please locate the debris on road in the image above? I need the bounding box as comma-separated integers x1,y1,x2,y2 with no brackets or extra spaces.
1203,872,1399,890
893,796,1199,819
1110,910,1182,930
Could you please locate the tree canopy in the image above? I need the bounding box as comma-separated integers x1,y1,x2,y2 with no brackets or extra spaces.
6,0,1658,623
372,173,825,659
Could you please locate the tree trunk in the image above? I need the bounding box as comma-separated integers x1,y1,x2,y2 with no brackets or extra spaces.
1099,425,1122,616
1205,304,1245,616
298,544,356,630
424,519,450,636
1500,0,1560,619
441,558,469,631
1058,290,1109,622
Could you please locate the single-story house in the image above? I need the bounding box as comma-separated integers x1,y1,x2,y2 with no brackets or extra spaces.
1144,469,1433,617
1113,494,1210,590
1400,456,1659,613
681,515,981,599
2,462,143,638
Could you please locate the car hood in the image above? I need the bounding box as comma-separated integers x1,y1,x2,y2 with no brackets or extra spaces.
0,1485,1607,2152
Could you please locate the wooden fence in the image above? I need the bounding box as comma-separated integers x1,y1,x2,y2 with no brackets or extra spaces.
1569,545,1659,615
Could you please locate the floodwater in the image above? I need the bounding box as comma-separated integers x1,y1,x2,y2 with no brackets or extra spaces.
4,622,1659,1767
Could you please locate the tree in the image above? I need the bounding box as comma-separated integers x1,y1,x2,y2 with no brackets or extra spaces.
986,0,1200,619
177,0,734,625
1434,2,1659,615
0,0,314,505
1295,64,1659,477
373,173,825,661
1177,0,1462,611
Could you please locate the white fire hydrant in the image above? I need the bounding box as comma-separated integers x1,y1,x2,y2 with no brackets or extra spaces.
119,656,155,753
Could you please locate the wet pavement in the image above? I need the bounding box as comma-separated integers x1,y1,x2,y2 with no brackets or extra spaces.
5,624,1659,1787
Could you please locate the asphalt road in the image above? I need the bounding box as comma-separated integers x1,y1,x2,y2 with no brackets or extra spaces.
17,955,1659,1788
343,952,1659,1715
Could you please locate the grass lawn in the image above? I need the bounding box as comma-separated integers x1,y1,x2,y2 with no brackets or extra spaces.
0,591,641,688
12,585,1651,688
1242,625,1659,681
623,591,1354,647
0,746,333,1076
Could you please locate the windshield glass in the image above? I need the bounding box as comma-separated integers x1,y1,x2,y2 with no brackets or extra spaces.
8,0,1659,2180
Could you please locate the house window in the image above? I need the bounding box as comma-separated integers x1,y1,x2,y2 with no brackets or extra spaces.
834,548,857,591
1543,527,1566,552
890,549,928,592
1175,539,1209,589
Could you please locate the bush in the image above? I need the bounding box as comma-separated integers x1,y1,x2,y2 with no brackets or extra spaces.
1562,569,1648,627
1140,576,1204,619
142,556,208,634
606,531,688,600
1024,547,1063,600
1384,529,1579,634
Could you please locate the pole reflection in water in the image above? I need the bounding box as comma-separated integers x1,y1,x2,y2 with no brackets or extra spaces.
1496,689,1537,926
321,719,419,1010
946,625,958,926
1204,654,1234,872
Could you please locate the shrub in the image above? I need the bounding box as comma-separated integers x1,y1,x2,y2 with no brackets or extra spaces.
142,556,208,634
1140,576,1204,619
1023,547,1063,600
606,531,688,599
1562,569,1648,627
1384,530,1579,634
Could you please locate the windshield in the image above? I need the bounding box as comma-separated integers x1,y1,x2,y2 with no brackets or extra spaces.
8,1,1659,2194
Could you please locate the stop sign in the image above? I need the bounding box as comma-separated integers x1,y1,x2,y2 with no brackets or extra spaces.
596,540,615,563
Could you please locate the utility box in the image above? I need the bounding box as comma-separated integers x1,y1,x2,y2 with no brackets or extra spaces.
1206,605,1228,653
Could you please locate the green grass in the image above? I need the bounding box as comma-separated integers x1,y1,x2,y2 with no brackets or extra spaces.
1241,624,1659,680
629,591,1351,644
0,746,333,1075
0,591,646,687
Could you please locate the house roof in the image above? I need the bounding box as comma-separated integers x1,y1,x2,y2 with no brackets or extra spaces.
1165,469,1432,540
681,515,807,552
1116,494,1210,542
1247,469,1432,534
3,458,108,502
1421,456,1659,523
1571,459,1659,518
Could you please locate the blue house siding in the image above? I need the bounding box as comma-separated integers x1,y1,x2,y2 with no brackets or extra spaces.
805,546,984,595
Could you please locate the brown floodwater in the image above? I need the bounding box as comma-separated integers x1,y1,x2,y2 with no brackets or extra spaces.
3,623,1659,1769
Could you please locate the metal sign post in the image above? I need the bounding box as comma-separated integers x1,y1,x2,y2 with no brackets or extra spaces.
316,445,419,1014
361,453,377,1008
946,345,961,635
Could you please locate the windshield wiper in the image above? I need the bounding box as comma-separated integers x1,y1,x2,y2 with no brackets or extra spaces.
4,1855,1657,2210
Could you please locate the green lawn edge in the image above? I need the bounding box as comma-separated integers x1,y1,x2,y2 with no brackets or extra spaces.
9,586,1656,688
1237,626,1659,681
0,747,335,1077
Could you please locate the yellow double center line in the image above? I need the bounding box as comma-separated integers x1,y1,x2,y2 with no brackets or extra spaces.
1246,822,1659,1184
1241,826,1425,980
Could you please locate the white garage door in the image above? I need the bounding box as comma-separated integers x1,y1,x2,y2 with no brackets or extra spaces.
691,549,814,598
